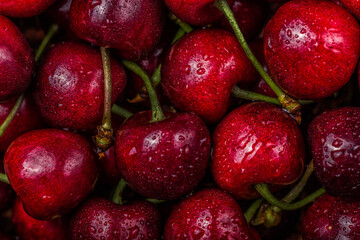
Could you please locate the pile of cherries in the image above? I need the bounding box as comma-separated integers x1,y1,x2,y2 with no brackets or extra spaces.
0,0,359,239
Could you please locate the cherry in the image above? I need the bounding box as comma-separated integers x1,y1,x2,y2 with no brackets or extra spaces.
69,0,165,60
302,194,360,240
264,0,360,100
4,129,98,220
70,198,161,240
0,158,13,213
0,0,56,18
161,28,256,124
212,102,305,199
339,0,360,19
115,111,210,200
34,41,127,132
164,188,257,239
0,94,43,153
13,197,69,240
0,16,34,102
308,107,360,198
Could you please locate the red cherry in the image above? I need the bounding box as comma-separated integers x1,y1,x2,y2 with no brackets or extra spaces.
4,129,98,220
0,0,56,18
34,41,127,132
69,0,165,60
115,111,211,200
0,16,34,102
164,188,257,239
70,198,161,240
340,0,360,19
161,28,256,124
302,194,360,240
264,0,360,99
212,102,305,199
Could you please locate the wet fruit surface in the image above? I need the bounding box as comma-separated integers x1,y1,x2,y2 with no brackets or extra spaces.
0,0,56,17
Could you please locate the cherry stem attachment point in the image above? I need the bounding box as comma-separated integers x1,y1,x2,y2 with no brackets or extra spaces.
0,94,24,138
121,60,165,122
244,198,263,223
35,24,59,62
112,179,127,205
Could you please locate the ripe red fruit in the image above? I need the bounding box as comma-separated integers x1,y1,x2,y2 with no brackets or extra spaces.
264,0,360,100
115,111,211,200
164,188,257,239
69,0,165,60
70,198,161,240
0,16,34,102
4,129,98,220
308,107,360,198
212,102,305,199
0,0,56,17
161,29,256,124
302,194,360,240
34,41,127,132
340,0,360,19
13,198,69,240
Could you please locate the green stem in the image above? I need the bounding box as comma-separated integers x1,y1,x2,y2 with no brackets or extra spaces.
151,65,162,85
112,179,127,205
244,199,263,223
121,60,165,122
0,94,24,138
214,0,301,119
232,86,280,105
169,13,193,33
100,47,112,130
112,104,133,119
0,173,9,185
172,28,186,44
35,24,59,62
254,183,325,211
146,198,167,204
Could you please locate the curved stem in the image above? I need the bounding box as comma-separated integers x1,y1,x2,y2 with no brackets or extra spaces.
111,104,133,119
121,60,165,122
232,86,280,105
244,199,263,223
169,13,193,33
151,65,162,85
35,24,59,62
214,0,301,121
0,173,9,185
254,183,325,211
112,179,127,205
0,94,24,138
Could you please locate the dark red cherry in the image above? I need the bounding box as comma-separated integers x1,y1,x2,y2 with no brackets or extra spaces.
0,16,34,102
70,198,161,240
34,41,127,132
161,28,256,124
115,111,211,200
302,194,360,240
308,107,360,198
264,0,360,100
340,0,360,19
0,94,43,153
212,102,305,199
164,188,257,239
47,0,72,29
4,129,98,220
13,197,69,240
0,0,56,17
69,0,165,60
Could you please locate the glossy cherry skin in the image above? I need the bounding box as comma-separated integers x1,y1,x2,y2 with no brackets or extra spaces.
302,194,360,240
212,102,305,199
164,188,257,239
0,94,43,153
0,16,34,102
308,107,360,198
264,0,360,100
340,0,360,19
13,198,69,240
70,0,165,60
115,111,211,200
0,0,56,17
161,29,256,124
4,129,98,220
34,41,127,132
70,198,161,240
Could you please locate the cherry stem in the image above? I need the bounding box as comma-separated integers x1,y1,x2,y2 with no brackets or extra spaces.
112,104,133,119
214,0,301,122
145,198,167,204
0,173,9,185
35,24,59,62
254,183,325,211
232,86,280,105
244,198,263,223
121,60,165,122
0,94,24,138
112,179,127,205
169,13,193,33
